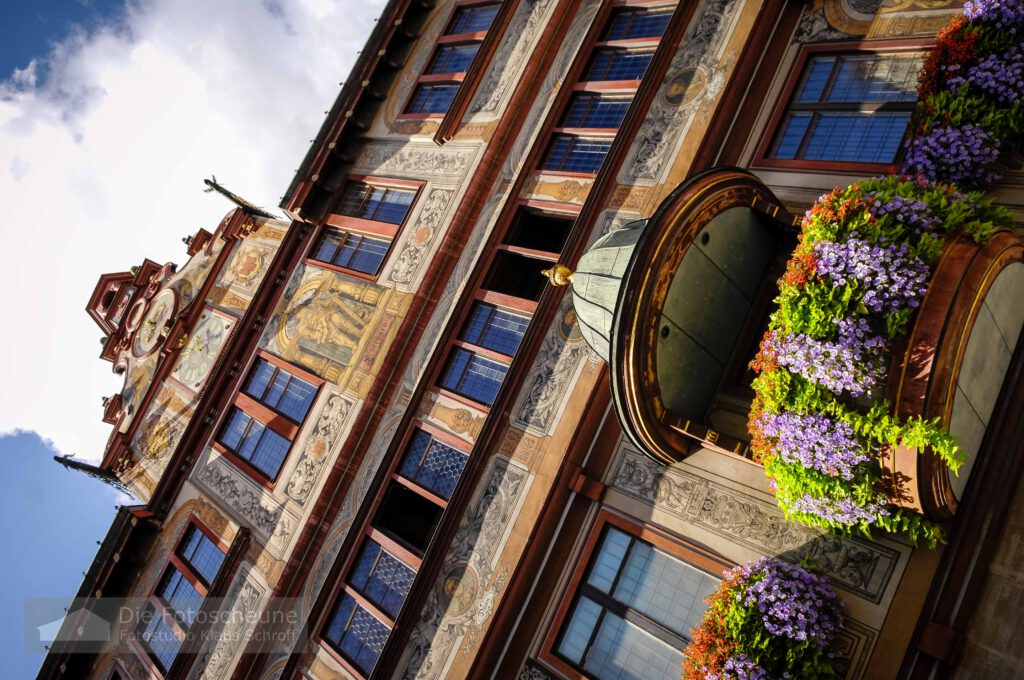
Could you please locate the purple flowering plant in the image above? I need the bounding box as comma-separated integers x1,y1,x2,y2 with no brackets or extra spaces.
684,559,844,680
906,0,1024,190
749,176,1010,544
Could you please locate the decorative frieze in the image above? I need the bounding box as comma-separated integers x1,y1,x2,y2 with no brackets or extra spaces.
608,449,902,603
400,457,531,679
284,390,354,505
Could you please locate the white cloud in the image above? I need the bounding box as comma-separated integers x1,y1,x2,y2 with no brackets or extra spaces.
0,0,384,461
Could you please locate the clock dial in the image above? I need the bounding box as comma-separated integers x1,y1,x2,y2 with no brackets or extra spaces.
132,289,177,357
172,311,233,390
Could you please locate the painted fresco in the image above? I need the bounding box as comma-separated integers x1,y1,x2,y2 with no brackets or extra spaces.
264,268,391,391
209,221,286,312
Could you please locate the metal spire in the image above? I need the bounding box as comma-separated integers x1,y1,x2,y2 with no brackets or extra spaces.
54,454,132,496
203,176,276,219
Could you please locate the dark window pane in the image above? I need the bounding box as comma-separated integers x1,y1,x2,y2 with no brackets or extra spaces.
141,605,181,672
439,347,508,405
461,303,529,356
349,540,416,618
218,407,291,480
178,525,226,586
481,251,550,301
428,43,481,74
585,48,655,81
407,83,460,114
603,8,673,40
503,210,574,254
156,567,203,627
323,593,391,675
543,135,613,174
337,182,416,224
562,94,632,129
373,483,444,555
398,429,470,500
243,358,317,422
311,227,391,276
770,52,921,164
447,3,499,34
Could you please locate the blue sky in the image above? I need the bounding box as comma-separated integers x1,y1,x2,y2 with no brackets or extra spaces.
1,0,382,675
2,432,121,677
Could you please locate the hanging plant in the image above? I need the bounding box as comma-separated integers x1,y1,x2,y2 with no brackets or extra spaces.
747,176,1011,545
904,0,1024,189
683,558,845,680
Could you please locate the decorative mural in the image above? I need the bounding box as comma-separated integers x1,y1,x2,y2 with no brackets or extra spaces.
399,456,531,679
284,388,354,505
622,0,744,183
262,266,384,386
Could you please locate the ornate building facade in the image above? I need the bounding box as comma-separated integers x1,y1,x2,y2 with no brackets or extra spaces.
40,1,1024,679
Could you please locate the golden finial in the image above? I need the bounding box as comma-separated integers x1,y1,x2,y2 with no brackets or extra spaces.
542,264,574,287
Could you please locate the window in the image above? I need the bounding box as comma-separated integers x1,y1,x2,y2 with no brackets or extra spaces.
398,429,470,500
544,516,726,680
405,2,500,116
320,427,467,677
139,521,227,673
762,49,923,166
310,179,419,278
541,2,675,175
215,353,321,483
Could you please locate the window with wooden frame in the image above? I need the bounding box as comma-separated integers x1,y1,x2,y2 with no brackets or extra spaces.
214,352,322,484
320,424,471,677
404,0,501,116
541,513,728,680
436,207,573,407
756,43,926,172
541,1,675,175
316,203,576,678
309,177,421,279
139,521,227,673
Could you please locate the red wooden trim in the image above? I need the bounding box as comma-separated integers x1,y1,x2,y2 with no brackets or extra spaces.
323,214,400,237
255,349,326,387
451,338,515,363
166,554,210,596
149,593,189,641
572,80,645,92
174,515,231,555
517,198,584,216
534,169,601,179
366,528,424,570
417,72,468,84
317,638,370,680
304,257,382,282
396,112,447,120
391,473,450,510
211,442,281,490
413,417,474,451
347,174,424,190
751,39,933,171
476,289,540,313
551,126,621,136
129,634,170,679
342,584,397,628
437,32,488,44
234,393,300,439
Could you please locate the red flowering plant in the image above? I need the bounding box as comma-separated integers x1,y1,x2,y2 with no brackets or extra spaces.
683,559,845,680
748,176,1010,545
905,1,1024,189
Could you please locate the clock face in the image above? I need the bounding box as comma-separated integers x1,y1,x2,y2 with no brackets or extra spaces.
132,289,177,357
172,310,234,390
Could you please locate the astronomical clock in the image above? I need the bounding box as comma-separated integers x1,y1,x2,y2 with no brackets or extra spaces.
171,307,236,392
132,289,177,357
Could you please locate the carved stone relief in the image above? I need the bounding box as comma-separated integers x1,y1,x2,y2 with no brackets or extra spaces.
399,457,532,679
353,142,476,183
193,453,298,559
190,566,268,680
284,389,354,505
795,7,857,42
513,299,591,436
609,448,902,603
622,0,743,183
519,660,559,680
469,0,558,118
388,187,456,289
